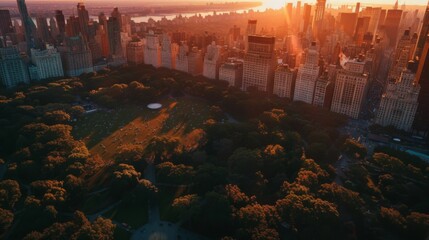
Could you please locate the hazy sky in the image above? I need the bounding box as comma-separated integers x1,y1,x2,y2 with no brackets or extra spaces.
0,0,427,7
18,0,428,6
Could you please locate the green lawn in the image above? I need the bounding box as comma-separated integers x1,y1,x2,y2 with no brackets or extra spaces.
72,105,156,148
160,97,212,135
103,200,148,229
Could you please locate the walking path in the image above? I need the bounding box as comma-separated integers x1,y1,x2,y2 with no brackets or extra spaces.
131,162,206,240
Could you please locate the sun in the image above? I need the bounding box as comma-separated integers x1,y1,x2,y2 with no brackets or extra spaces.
262,0,285,9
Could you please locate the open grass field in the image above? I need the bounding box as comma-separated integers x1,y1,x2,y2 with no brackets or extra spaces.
72,96,212,162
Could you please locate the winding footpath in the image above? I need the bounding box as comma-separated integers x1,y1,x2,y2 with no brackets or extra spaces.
131,163,206,240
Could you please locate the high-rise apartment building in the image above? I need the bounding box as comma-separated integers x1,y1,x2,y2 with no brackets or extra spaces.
30,45,63,80
0,10,13,37
17,0,37,54
384,9,403,48
175,43,189,73
203,42,224,80
107,16,122,57
354,17,370,46
389,30,417,81
414,35,429,135
302,4,312,33
339,13,358,38
331,57,369,119
144,30,162,68
55,10,65,34
0,46,30,88
313,71,335,109
36,16,50,43
58,35,93,77
414,2,429,58
245,20,257,51
313,0,326,40
242,35,276,92
377,63,420,131
219,58,243,88
126,40,144,65
361,7,382,37
77,2,89,38
273,64,296,98
293,42,320,104
188,47,203,76
161,34,178,69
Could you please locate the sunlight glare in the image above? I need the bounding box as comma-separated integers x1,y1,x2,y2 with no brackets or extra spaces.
262,0,285,9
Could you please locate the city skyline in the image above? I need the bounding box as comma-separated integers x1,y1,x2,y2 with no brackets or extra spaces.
0,0,428,240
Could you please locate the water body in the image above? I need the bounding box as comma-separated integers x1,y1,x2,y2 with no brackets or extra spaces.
15,5,270,26
123,5,269,23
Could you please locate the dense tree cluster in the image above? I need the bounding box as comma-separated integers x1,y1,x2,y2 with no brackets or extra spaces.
0,65,427,240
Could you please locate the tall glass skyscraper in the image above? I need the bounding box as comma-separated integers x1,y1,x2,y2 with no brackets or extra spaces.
17,0,36,54
415,1,429,59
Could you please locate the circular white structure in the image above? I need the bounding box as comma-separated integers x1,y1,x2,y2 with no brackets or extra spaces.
147,103,163,110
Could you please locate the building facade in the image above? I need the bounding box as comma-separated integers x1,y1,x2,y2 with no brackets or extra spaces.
144,30,161,68
331,58,369,119
242,35,276,92
376,64,420,131
219,58,243,88
59,35,93,77
30,45,64,80
293,42,320,104
126,40,144,65
203,42,224,80
0,46,30,88
161,34,178,69
273,64,296,98
188,46,203,76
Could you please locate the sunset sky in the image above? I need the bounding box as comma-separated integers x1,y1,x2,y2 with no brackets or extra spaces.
0,0,427,6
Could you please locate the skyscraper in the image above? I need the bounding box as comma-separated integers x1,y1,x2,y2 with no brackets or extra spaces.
415,1,429,58
203,42,224,80
0,46,30,88
313,0,326,40
175,43,189,73
161,34,178,69
58,35,93,76
0,10,13,37
273,64,296,98
361,7,382,38
376,62,420,132
107,16,122,57
414,35,429,135
354,17,370,46
144,30,162,68
219,58,243,88
293,42,320,104
188,47,203,76
17,0,36,54
331,56,369,119
384,9,403,48
36,16,50,43
302,4,312,33
30,45,64,80
339,13,358,38
245,20,257,51
242,35,276,92
55,10,65,34
77,2,89,38
313,71,335,109
126,40,144,65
